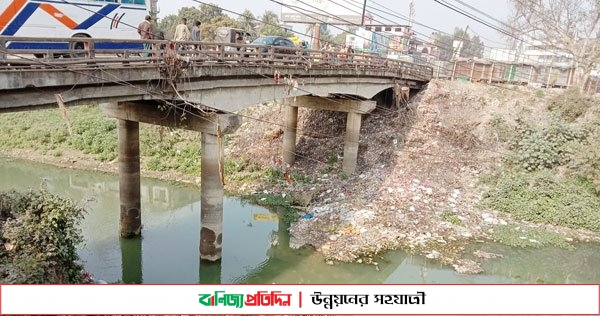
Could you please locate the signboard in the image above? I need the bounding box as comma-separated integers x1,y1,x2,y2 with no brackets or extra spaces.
281,0,363,25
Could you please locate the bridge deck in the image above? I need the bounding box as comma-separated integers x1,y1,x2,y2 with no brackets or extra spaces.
0,36,433,111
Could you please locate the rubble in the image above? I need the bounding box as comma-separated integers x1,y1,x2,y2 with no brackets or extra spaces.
228,80,600,273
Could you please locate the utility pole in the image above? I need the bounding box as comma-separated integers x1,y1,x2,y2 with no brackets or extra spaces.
453,25,469,61
361,0,367,25
149,0,159,21
313,23,321,50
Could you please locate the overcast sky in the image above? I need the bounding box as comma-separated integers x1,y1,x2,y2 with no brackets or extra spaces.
157,0,511,47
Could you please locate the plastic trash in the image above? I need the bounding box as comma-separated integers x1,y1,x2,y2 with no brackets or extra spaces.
300,213,314,220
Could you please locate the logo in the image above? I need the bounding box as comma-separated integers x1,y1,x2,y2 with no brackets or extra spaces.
199,290,294,308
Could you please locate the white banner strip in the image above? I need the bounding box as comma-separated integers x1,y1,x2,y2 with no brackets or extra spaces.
0,284,598,315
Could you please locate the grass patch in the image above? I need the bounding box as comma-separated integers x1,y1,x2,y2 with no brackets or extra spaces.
490,224,574,249
263,166,318,185
0,106,204,175
479,169,600,233
440,211,462,226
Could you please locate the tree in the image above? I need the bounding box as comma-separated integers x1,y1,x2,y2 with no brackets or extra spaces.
332,26,358,47
157,5,229,40
319,28,334,45
510,0,600,91
198,3,224,23
157,7,203,40
200,15,238,42
258,10,291,37
237,9,257,33
177,6,203,24
432,27,484,61
158,14,180,40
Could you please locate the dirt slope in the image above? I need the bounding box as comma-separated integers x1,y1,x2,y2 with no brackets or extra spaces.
228,80,600,273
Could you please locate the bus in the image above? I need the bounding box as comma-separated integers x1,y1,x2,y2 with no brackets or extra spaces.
0,0,150,54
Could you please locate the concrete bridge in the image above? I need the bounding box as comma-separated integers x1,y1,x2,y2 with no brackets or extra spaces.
0,36,432,262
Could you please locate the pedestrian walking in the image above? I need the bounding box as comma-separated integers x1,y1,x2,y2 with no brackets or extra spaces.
137,15,153,57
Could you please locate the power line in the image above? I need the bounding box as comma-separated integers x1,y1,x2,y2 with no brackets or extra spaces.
452,0,512,30
432,0,526,45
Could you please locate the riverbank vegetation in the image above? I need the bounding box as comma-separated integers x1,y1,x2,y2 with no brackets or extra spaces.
0,189,86,283
480,88,600,233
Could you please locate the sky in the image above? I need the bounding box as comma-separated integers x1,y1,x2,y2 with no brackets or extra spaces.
157,0,512,48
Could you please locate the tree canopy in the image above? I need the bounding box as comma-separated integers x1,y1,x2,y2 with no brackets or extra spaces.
509,0,600,90
432,27,484,61
237,9,257,33
258,10,291,37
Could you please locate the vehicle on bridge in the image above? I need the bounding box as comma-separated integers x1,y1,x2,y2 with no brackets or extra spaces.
215,26,253,52
246,36,296,58
0,0,149,56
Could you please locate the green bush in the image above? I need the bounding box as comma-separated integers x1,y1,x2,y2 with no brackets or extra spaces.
0,189,86,284
547,88,596,122
479,169,600,232
507,117,586,170
567,123,600,195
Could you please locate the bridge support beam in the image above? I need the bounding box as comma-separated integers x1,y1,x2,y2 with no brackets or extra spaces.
102,102,241,257
282,102,299,167
343,111,362,174
118,119,141,238
200,132,224,262
290,96,376,174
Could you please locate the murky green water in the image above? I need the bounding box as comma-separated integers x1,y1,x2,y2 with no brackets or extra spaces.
1,157,600,284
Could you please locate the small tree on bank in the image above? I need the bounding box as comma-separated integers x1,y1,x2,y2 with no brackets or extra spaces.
510,0,600,91
0,189,87,284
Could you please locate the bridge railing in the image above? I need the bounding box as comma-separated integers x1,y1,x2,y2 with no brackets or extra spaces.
0,36,433,80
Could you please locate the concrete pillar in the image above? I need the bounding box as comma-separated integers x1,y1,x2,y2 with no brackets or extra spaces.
118,119,141,238
342,111,362,174
200,132,224,262
282,104,299,167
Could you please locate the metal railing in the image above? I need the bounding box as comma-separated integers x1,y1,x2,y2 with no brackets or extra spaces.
0,36,433,80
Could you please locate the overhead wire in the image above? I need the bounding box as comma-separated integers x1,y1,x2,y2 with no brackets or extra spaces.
280,0,496,79
0,0,530,167
432,0,533,46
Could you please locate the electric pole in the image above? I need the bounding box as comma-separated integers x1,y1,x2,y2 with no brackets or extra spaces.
361,0,367,25
313,23,321,50
149,0,159,21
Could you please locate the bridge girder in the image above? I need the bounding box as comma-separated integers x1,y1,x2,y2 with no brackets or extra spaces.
0,64,429,112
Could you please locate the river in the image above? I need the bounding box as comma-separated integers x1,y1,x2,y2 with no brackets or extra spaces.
1,157,599,284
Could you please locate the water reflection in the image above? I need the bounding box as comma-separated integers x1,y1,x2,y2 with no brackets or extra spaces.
2,157,600,284
120,238,142,284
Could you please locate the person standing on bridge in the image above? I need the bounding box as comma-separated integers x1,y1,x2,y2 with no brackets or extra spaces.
137,15,153,58
173,18,191,54
192,21,202,43
191,21,202,56
174,18,191,42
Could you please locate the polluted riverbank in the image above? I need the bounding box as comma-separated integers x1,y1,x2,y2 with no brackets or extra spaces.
229,80,600,274
2,80,600,275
